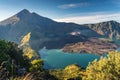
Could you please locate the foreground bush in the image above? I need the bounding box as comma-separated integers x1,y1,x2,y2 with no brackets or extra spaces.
83,51,120,80
29,59,43,72
50,64,83,80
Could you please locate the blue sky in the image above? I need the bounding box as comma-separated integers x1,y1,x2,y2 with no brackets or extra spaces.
0,0,120,24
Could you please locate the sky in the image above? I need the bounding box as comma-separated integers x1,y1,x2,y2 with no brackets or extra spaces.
0,0,120,24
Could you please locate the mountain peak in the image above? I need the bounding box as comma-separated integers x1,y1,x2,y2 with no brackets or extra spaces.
0,9,31,26
16,9,31,16
19,9,30,13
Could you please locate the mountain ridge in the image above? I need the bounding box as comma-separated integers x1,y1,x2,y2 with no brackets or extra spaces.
85,20,120,39
0,9,119,50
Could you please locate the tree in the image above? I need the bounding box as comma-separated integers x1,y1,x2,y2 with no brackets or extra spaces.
19,32,39,60
8,42,24,66
50,64,82,80
83,51,120,80
63,64,82,80
29,59,43,72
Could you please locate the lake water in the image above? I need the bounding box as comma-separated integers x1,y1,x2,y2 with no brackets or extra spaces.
39,48,105,69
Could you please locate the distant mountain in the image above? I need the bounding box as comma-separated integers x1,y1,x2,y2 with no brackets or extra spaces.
85,20,120,39
0,9,100,50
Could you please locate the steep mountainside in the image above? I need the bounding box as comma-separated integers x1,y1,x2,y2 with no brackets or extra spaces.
0,9,100,50
85,21,120,39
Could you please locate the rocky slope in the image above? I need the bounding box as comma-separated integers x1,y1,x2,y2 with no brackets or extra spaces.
85,20,120,39
63,38,118,55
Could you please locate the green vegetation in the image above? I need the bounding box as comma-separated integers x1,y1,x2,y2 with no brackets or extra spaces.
1,33,120,80
0,40,26,79
63,64,82,80
50,51,120,80
0,33,56,79
50,64,84,80
83,51,120,80
19,32,39,60
29,59,44,72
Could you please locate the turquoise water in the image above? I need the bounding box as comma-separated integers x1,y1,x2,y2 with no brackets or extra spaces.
39,48,103,69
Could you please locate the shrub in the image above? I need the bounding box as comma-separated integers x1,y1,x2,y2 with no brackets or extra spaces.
83,51,120,80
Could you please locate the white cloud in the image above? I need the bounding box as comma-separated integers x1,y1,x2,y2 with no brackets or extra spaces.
58,3,90,9
53,12,120,24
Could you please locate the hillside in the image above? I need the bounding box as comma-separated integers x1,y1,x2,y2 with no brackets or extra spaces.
0,9,101,50
0,9,120,51
63,38,118,55
85,20,120,39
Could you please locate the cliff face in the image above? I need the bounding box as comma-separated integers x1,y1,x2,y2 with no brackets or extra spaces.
85,21,120,39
